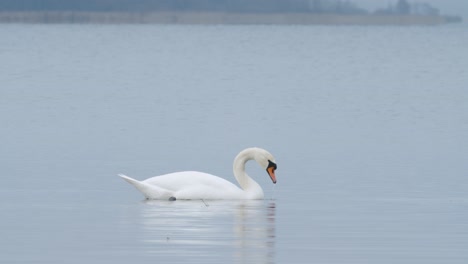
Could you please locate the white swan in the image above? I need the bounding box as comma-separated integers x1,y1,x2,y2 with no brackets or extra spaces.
119,147,277,200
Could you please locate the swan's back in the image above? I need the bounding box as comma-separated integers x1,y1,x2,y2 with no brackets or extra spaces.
143,171,246,199
143,171,236,190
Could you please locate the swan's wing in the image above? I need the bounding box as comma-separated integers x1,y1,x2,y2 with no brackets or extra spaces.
142,171,245,199
119,174,173,199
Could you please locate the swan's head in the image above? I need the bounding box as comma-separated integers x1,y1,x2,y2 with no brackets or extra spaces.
253,148,277,184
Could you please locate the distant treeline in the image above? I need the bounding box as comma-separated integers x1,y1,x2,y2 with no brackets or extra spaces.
0,0,367,14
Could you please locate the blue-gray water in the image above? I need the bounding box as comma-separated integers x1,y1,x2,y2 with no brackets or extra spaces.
1,24,467,263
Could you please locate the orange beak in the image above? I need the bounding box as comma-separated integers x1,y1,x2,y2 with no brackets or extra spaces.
267,166,276,184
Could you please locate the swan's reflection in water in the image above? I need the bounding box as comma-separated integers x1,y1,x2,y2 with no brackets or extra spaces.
139,200,276,263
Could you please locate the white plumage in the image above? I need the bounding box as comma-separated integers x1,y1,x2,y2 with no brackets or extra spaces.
119,147,277,200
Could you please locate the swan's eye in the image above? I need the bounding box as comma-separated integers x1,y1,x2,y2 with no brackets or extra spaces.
267,160,277,170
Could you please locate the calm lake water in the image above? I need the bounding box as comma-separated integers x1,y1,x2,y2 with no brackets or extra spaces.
1,24,468,263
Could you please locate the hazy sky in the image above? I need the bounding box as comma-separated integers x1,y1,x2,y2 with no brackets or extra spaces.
355,0,467,17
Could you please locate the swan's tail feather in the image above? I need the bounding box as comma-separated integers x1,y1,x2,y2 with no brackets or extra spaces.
118,174,140,186
118,174,171,199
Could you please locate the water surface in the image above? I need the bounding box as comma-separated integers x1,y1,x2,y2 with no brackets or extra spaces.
1,24,467,263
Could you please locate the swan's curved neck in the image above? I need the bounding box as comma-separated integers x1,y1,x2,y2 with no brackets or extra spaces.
233,148,263,198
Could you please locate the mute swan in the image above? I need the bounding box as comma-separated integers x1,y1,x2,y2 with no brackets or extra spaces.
119,147,277,200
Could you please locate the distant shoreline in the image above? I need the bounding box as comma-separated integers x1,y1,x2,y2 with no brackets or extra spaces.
0,11,462,25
